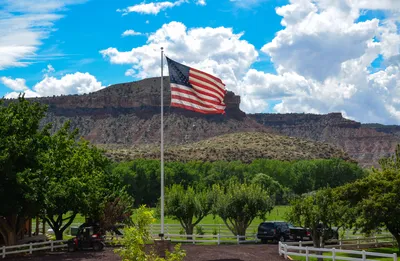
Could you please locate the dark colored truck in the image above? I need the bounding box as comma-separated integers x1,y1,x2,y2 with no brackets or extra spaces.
288,224,312,241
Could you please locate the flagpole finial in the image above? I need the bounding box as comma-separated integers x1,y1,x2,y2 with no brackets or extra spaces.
161,46,164,50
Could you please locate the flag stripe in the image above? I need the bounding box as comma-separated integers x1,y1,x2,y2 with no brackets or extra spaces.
171,84,225,106
190,67,224,85
189,76,226,98
171,84,226,110
171,93,226,110
171,99,225,114
189,83,225,102
190,70,226,90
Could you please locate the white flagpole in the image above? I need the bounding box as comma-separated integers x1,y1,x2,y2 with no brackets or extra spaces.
160,47,165,239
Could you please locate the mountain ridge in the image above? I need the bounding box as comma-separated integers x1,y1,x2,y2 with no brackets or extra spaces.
10,76,399,167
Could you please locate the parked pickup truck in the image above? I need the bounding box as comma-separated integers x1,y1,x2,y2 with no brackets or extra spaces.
288,224,312,241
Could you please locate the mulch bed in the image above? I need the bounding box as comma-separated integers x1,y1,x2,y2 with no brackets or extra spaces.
5,244,282,261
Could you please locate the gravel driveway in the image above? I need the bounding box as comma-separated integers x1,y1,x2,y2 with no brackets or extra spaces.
6,244,283,261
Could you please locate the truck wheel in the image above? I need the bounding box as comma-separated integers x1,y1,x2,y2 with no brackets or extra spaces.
93,242,104,251
279,235,285,242
261,239,268,244
67,244,76,252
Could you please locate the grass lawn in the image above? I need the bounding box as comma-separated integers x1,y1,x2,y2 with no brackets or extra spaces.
34,205,290,236
290,247,399,261
142,205,289,226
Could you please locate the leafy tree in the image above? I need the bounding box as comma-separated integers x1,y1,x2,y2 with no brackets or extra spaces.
251,173,288,204
164,185,212,238
114,206,186,261
287,187,353,250
339,144,400,248
99,190,134,232
0,97,49,245
212,182,275,236
36,122,110,240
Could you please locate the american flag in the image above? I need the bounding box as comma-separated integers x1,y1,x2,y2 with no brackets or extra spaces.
166,57,226,114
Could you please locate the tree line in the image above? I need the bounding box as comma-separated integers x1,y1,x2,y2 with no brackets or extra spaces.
287,145,400,249
111,157,365,207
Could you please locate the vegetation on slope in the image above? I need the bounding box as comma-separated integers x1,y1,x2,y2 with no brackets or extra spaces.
103,132,353,163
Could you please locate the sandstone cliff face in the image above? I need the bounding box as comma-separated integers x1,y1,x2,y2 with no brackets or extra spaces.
249,113,400,168
36,77,267,146
22,77,400,168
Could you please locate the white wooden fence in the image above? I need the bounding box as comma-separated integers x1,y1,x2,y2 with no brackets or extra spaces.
148,224,259,236
108,233,258,245
279,241,398,261
1,240,67,259
284,236,397,250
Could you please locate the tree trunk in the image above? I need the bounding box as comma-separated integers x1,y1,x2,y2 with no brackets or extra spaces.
185,225,194,240
0,215,19,246
54,229,63,241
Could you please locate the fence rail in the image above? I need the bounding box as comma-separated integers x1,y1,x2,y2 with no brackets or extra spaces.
284,236,397,250
1,240,67,259
279,241,398,261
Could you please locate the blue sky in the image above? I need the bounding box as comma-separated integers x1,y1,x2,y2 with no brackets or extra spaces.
1,0,400,124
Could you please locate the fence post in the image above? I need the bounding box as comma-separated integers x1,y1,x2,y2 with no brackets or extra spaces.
339,239,342,250
51,240,54,252
279,242,282,256
237,235,240,245
375,236,378,247
284,244,288,260
332,248,336,261
299,241,302,254
393,253,397,261
254,233,257,243
362,250,366,261
218,234,220,245
306,247,309,261
357,237,360,249
29,242,33,254
192,235,195,245
2,245,5,259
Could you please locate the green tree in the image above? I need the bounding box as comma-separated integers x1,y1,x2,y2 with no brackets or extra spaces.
36,122,110,240
164,185,212,238
287,187,353,250
0,97,49,245
339,144,400,248
251,173,288,204
115,206,186,261
212,182,275,236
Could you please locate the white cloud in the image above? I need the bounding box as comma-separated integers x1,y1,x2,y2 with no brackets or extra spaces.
196,0,206,5
247,0,400,124
0,0,86,70
100,21,258,98
1,76,28,91
3,72,104,99
122,29,142,37
118,0,187,15
230,0,267,8
42,64,55,74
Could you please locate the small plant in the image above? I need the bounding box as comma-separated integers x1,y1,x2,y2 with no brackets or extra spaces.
114,205,186,261
179,227,185,235
212,227,218,235
195,225,205,235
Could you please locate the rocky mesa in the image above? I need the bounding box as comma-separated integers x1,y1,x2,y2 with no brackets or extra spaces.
20,76,400,168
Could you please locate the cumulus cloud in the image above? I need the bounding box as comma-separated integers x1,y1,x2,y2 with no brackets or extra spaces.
117,0,187,15
1,77,28,91
100,21,258,97
249,0,400,124
0,0,86,70
122,29,142,37
196,0,206,5
3,66,104,98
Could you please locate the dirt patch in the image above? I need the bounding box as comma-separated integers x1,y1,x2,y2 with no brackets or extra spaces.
5,244,282,261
